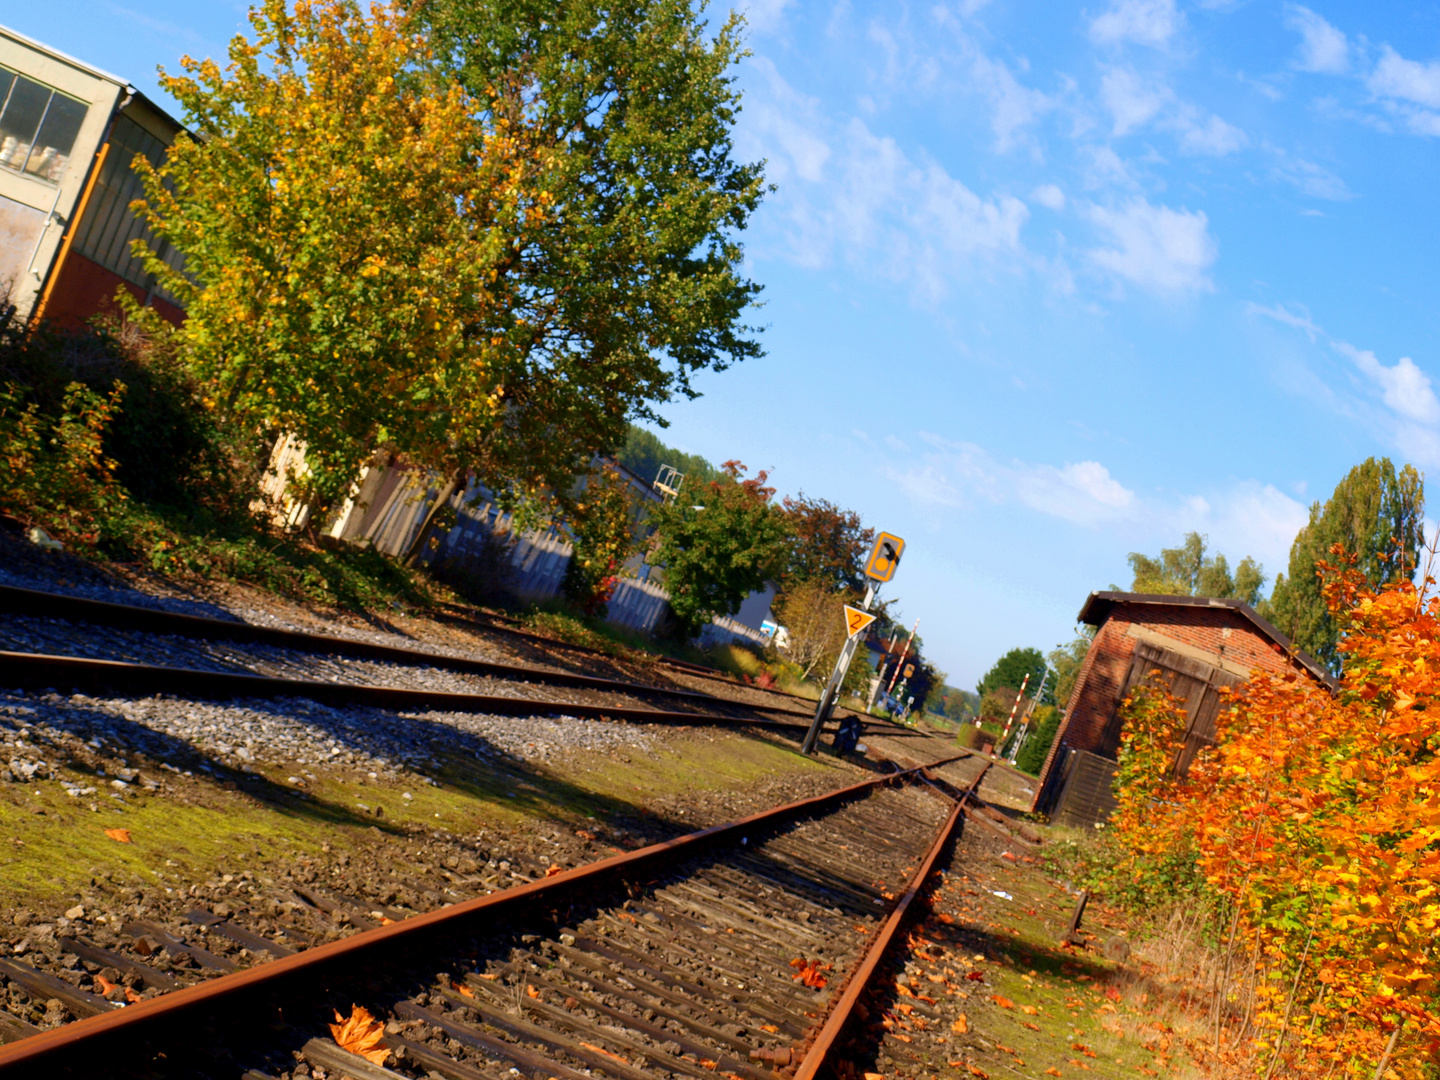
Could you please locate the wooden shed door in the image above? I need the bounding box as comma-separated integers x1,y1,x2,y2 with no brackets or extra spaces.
1097,640,1240,776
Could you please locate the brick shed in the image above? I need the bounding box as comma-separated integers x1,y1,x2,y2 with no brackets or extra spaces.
1032,592,1333,828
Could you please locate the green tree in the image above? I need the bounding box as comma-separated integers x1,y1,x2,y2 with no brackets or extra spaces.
1263,457,1424,674
647,461,790,637
1014,704,1061,775
976,646,1052,705
418,0,765,497
1048,630,1095,710
1127,531,1266,604
616,426,718,490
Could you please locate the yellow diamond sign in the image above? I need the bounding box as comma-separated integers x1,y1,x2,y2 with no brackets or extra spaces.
844,604,877,639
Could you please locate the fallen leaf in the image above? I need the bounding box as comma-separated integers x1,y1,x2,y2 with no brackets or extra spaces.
527,985,541,999
968,1067,988,1078
996,1043,1015,1054
966,971,984,982
951,1014,968,1034
890,1033,911,1043
330,1005,390,1065
790,958,831,989
95,975,119,996
124,987,141,1003
452,982,475,997
895,1003,914,1016
992,995,1014,1009
700,1060,718,1070
1022,1021,1040,1032
477,973,500,981
1021,1005,1039,1015
1105,985,1121,1002
581,1042,628,1064
575,829,596,840
380,917,394,926
545,865,563,877
937,913,954,924
1045,1070,1062,1077
760,1024,779,1034
863,1073,885,1080
104,828,131,844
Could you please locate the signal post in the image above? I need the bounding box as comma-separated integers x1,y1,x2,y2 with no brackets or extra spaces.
799,532,905,755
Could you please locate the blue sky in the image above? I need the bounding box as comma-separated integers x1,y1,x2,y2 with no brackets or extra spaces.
13,1,1440,689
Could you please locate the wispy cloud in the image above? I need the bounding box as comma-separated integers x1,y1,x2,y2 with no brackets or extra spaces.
1089,0,1181,49
1285,5,1349,75
882,433,1307,572
1250,302,1440,467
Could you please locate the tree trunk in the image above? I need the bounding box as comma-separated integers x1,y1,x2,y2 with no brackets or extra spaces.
403,469,465,568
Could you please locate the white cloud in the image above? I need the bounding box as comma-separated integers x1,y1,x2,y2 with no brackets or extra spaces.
885,435,1303,571
965,45,1055,152
1174,110,1247,156
1267,147,1351,200
741,58,831,185
736,0,793,35
1100,68,1167,135
1368,46,1440,109
1089,0,1180,48
1250,302,1440,468
1086,198,1217,294
1285,5,1348,75
1031,183,1066,210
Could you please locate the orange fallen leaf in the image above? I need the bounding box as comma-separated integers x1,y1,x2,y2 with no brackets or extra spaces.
991,995,1014,1009
581,1042,628,1064
936,913,954,924
966,971,984,981
863,1073,885,1080
951,1014,968,1034
890,1032,911,1043
477,973,500,981
895,1003,914,1016
527,984,541,998
545,865,563,877
700,1060,718,1070
330,1005,390,1065
104,828,131,844
1022,1021,1040,1031
1021,1004,1039,1015
1045,1070,1062,1077
895,982,914,997
124,986,142,1003
789,958,830,989
95,975,119,996
380,916,394,926
968,1067,989,1079
760,1024,779,1034
452,982,475,997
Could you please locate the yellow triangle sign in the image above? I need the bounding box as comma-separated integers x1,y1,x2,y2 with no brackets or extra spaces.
844,604,877,638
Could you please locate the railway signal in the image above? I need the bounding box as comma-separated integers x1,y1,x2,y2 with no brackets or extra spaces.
801,532,906,755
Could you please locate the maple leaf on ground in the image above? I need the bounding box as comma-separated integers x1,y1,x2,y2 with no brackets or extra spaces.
103,828,131,843
789,957,831,989
330,1005,390,1065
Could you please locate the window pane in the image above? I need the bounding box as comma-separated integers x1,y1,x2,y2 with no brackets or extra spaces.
0,76,51,172
0,71,15,114
24,93,86,182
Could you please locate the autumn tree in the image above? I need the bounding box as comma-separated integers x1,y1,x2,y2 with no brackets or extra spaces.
560,462,638,617
133,0,532,508
1263,457,1424,674
646,461,790,637
778,494,874,593
771,579,851,680
1127,531,1265,605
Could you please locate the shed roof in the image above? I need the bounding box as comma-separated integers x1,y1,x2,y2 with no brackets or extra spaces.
1076,590,1336,690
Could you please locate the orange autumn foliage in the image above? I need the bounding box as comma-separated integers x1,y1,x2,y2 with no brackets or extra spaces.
1109,548,1440,1078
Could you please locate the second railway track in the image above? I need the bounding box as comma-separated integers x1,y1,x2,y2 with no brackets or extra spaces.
0,757,990,1079
0,586,904,740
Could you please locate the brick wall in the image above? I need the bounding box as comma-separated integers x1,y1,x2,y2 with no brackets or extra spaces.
1031,601,1316,812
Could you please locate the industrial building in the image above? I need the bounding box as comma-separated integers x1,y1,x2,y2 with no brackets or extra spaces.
1032,591,1333,828
0,23,184,327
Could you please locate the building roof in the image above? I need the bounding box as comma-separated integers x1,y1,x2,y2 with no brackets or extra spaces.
0,22,130,89
1076,590,1336,690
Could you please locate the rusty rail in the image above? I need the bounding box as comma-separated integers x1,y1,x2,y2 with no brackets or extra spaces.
0,754,968,1075
790,762,990,1080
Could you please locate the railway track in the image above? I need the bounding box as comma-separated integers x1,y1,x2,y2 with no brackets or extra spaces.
0,586,896,740
0,756,988,1079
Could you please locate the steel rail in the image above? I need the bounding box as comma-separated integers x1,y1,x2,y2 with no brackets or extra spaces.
2,584,877,723
0,754,968,1075
791,761,991,1080
0,585,775,708
0,650,819,731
